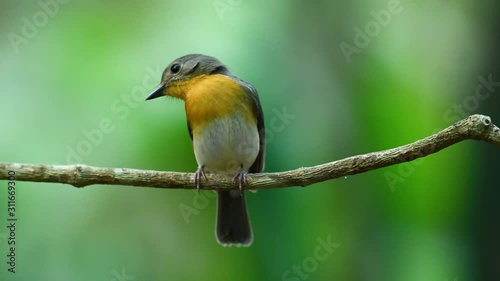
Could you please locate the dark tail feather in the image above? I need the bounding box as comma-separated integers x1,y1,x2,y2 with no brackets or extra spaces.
216,190,253,246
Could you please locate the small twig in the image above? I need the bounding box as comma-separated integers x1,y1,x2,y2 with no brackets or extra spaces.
1,114,499,190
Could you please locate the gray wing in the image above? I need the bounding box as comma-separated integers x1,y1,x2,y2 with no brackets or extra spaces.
241,82,266,173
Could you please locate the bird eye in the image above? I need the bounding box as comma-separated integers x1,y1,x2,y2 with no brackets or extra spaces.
170,64,181,73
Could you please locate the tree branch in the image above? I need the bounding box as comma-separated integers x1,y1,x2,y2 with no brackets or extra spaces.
1,114,499,190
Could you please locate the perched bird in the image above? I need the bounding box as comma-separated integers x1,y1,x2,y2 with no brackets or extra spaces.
146,54,265,246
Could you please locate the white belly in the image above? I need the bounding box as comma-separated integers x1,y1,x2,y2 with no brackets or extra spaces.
193,113,259,174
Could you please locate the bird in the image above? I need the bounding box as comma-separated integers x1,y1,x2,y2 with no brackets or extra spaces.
145,54,266,246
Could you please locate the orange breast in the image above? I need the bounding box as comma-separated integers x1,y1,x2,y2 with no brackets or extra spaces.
185,74,256,135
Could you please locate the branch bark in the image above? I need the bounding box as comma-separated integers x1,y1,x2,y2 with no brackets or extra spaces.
1,114,499,190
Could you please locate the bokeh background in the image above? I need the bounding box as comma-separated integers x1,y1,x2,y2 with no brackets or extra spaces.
1,0,499,280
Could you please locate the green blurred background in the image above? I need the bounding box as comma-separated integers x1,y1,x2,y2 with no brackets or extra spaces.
1,0,499,280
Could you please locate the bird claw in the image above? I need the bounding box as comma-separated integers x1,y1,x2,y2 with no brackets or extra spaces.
232,168,248,195
194,166,207,193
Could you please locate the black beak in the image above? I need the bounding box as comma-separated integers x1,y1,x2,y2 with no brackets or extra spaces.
145,84,166,101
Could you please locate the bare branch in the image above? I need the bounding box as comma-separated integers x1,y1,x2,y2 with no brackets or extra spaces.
1,114,499,190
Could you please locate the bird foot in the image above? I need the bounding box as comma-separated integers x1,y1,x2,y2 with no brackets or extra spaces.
232,167,248,195
194,165,207,193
